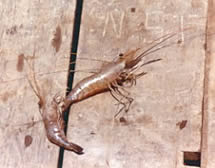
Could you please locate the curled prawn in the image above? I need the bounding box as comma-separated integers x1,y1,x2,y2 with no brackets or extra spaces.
27,30,183,154
41,96,84,154
25,54,83,154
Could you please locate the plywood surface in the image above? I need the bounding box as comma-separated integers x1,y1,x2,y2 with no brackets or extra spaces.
0,1,75,168
63,1,207,168
0,0,213,168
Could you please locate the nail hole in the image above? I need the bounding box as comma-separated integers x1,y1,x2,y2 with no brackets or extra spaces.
24,135,33,147
183,152,201,167
119,53,124,57
130,8,136,13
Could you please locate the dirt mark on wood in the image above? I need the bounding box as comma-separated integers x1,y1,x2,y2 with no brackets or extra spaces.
52,25,62,52
16,53,25,72
176,120,187,130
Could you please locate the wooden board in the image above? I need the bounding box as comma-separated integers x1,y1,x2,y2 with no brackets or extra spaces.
0,0,75,167
63,0,208,168
1,0,214,167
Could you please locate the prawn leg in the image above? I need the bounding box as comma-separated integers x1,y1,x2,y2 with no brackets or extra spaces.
109,82,134,117
109,88,128,117
110,67,148,117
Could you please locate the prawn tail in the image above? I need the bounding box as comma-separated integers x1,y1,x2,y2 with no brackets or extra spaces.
44,118,84,154
42,98,83,154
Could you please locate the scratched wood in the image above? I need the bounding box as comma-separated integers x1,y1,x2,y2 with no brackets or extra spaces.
201,0,215,167
0,1,75,168
63,0,208,168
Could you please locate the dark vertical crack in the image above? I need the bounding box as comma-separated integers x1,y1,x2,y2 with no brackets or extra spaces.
200,3,210,168
57,0,84,167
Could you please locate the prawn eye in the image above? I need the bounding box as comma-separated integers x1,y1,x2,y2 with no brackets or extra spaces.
119,53,124,57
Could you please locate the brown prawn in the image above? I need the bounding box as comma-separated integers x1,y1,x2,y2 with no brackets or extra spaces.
25,55,84,154
62,31,178,110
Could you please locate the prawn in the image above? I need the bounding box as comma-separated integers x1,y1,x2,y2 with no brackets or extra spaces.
27,29,185,154
25,53,84,154
62,31,178,111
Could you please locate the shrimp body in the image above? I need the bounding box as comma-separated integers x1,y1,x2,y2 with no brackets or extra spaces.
63,49,142,109
64,60,125,108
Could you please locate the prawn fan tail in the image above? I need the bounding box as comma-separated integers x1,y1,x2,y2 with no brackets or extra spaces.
44,120,84,154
